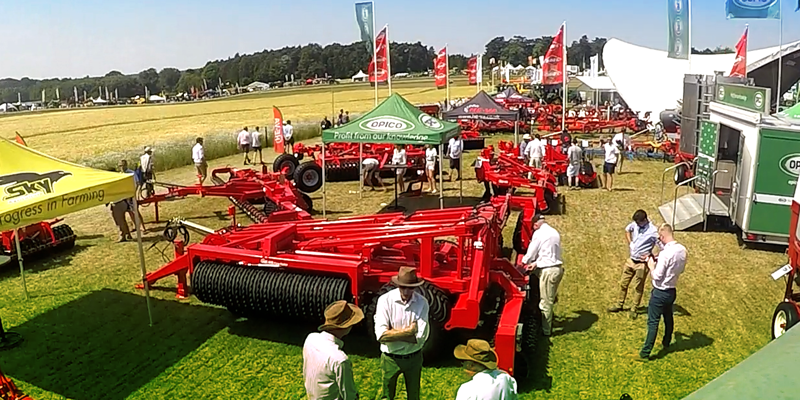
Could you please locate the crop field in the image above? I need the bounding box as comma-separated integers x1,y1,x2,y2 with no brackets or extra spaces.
0,127,788,399
0,78,479,163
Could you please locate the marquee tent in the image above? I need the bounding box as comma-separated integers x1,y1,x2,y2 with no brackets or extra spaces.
442,90,518,121
604,38,800,121
351,70,369,82
0,138,153,323
321,93,460,211
494,87,532,103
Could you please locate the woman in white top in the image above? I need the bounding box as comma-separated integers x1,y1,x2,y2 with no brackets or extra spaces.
392,144,407,182
424,144,438,194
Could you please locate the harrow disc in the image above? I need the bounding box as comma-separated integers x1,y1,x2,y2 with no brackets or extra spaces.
193,262,352,322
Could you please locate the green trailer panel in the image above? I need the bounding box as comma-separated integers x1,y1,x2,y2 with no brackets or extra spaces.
749,128,800,237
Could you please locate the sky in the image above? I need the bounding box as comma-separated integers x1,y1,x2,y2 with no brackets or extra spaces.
0,0,799,80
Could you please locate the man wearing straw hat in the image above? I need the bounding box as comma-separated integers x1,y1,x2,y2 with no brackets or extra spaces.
453,339,518,399
374,267,430,400
302,300,364,400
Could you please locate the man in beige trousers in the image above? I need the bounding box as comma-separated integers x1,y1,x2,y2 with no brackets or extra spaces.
521,213,564,337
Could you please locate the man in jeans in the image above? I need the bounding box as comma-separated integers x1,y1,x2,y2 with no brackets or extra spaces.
521,213,564,337
608,210,659,319
636,224,687,361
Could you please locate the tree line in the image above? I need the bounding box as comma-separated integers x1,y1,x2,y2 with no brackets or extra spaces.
0,35,737,103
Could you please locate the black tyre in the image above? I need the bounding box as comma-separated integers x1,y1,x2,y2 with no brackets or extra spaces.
512,214,527,255
771,302,800,339
52,224,77,251
273,154,299,178
543,191,559,215
674,164,687,185
294,162,323,193
299,192,313,211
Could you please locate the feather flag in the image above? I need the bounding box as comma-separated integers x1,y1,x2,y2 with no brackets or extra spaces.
729,26,748,78
542,24,565,85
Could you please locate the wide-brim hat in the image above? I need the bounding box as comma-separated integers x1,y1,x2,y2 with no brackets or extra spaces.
318,300,364,331
522,134,532,140
454,339,498,370
391,266,425,288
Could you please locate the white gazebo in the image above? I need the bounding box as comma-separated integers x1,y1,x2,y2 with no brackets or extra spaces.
0,103,18,112
573,76,618,106
352,70,369,82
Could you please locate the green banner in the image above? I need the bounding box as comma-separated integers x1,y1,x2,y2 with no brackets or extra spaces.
355,2,374,54
696,121,719,192
715,83,771,114
667,0,690,60
748,128,800,236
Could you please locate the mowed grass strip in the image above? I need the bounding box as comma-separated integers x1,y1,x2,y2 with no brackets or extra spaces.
0,138,787,398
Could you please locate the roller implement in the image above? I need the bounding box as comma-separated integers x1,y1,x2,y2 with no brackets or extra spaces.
138,194,542,376
475,146,561,214
1,219,76,264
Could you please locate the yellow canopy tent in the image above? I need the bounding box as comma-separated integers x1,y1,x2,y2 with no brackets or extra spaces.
0,137,153,324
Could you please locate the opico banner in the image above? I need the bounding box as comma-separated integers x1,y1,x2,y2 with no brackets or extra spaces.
542,24,565,85
435,47,448,88
368,27,389,83
668,0,690,59
467,56,477,85
730,26,748,78
272,106,285,154
726,0,780,19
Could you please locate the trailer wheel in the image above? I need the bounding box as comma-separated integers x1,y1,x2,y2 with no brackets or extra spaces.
674,164,687,185
299,193,313,211
294,162,323,193
273,154,299,178
771,302,800,339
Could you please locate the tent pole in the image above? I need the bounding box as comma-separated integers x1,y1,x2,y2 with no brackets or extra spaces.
359,142,363,198
14,229,28,300
439,143,444,209
459,142,463,203
322,144,327,218
514,121,519,147
132,197,154,327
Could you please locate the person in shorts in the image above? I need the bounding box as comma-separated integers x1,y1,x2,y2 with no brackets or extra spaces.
602,137,620,191
362,157,384,191
448,136,463,181
566,138,582,189
251,126,263,164
424,144,438,194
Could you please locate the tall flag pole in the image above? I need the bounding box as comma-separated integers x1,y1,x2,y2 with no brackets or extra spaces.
562,21,567,131
373,4,377,106
387,25,393,95
477,54,483,93
445,45,450,105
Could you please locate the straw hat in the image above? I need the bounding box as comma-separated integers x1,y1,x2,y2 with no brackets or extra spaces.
454,339,498,370
391,266,425,288
318,300,364,331
522,134,532,140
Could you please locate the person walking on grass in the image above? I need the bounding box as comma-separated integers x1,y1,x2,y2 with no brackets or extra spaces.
448,135,464,182
424,144,438,194
453,339,518,400
635,224,686,362
602,137,620,191
337,109,345,126
118,160,147,234
526,134,544,169
283,120,295,153
520,213,564,337
374,267,430,400
362,157,385,191
608,210,659,319
303,300,364,400
193,137,207,184
566,139,582,190
237,126,251,165
251,126,263,165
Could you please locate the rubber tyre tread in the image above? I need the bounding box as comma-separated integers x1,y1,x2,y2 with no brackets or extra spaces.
273,154,299,178
299,193,313,211
294,162,324,193
772,301,800,339
512,215,526,255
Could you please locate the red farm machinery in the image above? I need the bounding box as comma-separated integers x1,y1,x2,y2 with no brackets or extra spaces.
490,140,598,189
137,194,543,376
771,183,800,339
1,220,76,265
0,368,31,400
137,166,313,224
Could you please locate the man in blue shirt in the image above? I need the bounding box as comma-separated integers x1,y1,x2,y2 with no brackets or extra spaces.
608,210,659,319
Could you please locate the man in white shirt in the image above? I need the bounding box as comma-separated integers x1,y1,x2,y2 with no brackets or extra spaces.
636,224,687,361
519,134,531,163
139,146,155,197
566,139,582,189
521,214,564,336
283,120,295,154
250,126,263,164
237,126,251,165
602,137,620,191
192,137,207,184
453,339,517,400
374,267,430,400
448,136,463,181
526,134,545,170
303,300,364,400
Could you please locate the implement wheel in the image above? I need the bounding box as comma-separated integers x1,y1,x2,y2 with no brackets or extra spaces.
273,154,299,178
294,162,323,193
772,302,799,339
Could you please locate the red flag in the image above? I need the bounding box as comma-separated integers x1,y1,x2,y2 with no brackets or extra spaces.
730,27,748,78
435,47,448,88
14,132,27,147
542,24,565,86
368,27,389,83
467,56,478,85
272,106,285,154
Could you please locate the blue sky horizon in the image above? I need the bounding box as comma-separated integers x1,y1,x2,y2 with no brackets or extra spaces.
0,0,798,80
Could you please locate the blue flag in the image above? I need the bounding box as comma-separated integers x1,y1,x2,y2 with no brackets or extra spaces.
355,2,375,54
726,0,781,19
668,0,690,60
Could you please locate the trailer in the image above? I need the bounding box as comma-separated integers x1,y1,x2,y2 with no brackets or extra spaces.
659,82,800,245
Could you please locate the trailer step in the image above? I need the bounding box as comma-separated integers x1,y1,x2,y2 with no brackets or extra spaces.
658,193,729,231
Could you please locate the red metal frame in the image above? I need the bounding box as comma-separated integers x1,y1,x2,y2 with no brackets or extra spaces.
137,194,537,375
0,368,32,400
292,143,425,171
1,219,62,255
783,199,800,319
474,148,556,212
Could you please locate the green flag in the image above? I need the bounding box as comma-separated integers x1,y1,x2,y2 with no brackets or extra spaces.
355,2,374,54
667,0,690,60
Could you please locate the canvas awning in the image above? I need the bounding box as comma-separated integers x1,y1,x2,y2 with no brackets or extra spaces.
442,91,518,121
322,93,459,145
494,87,533,103
574,76,617,91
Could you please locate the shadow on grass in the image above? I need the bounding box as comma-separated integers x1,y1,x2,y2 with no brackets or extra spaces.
378,196,484,215
553,310,599,336
674,304,692,317
0,244,91,279
2,289,229,400
651,331,714,360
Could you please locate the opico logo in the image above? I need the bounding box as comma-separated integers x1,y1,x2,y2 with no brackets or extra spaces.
780,154,800,177
359,116,414,132
718,86,725,100
732,0,778,10
674,0,682,12
545,56,561,64
419,114,443,130
754,92,764,109
673,17,683,36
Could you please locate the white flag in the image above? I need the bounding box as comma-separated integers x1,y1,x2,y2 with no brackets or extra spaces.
590,55,599,77
477,54,483,85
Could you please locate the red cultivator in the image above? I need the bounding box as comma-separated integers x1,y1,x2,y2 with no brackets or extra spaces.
138,194,541,376
533,106,646,135
1,219,76,264
0,368,31,400
475,147,561,214
459,120,530,134
138,166,313,224
493,140,598,189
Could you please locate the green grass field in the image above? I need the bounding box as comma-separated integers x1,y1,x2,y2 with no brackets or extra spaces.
0,132,788,400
